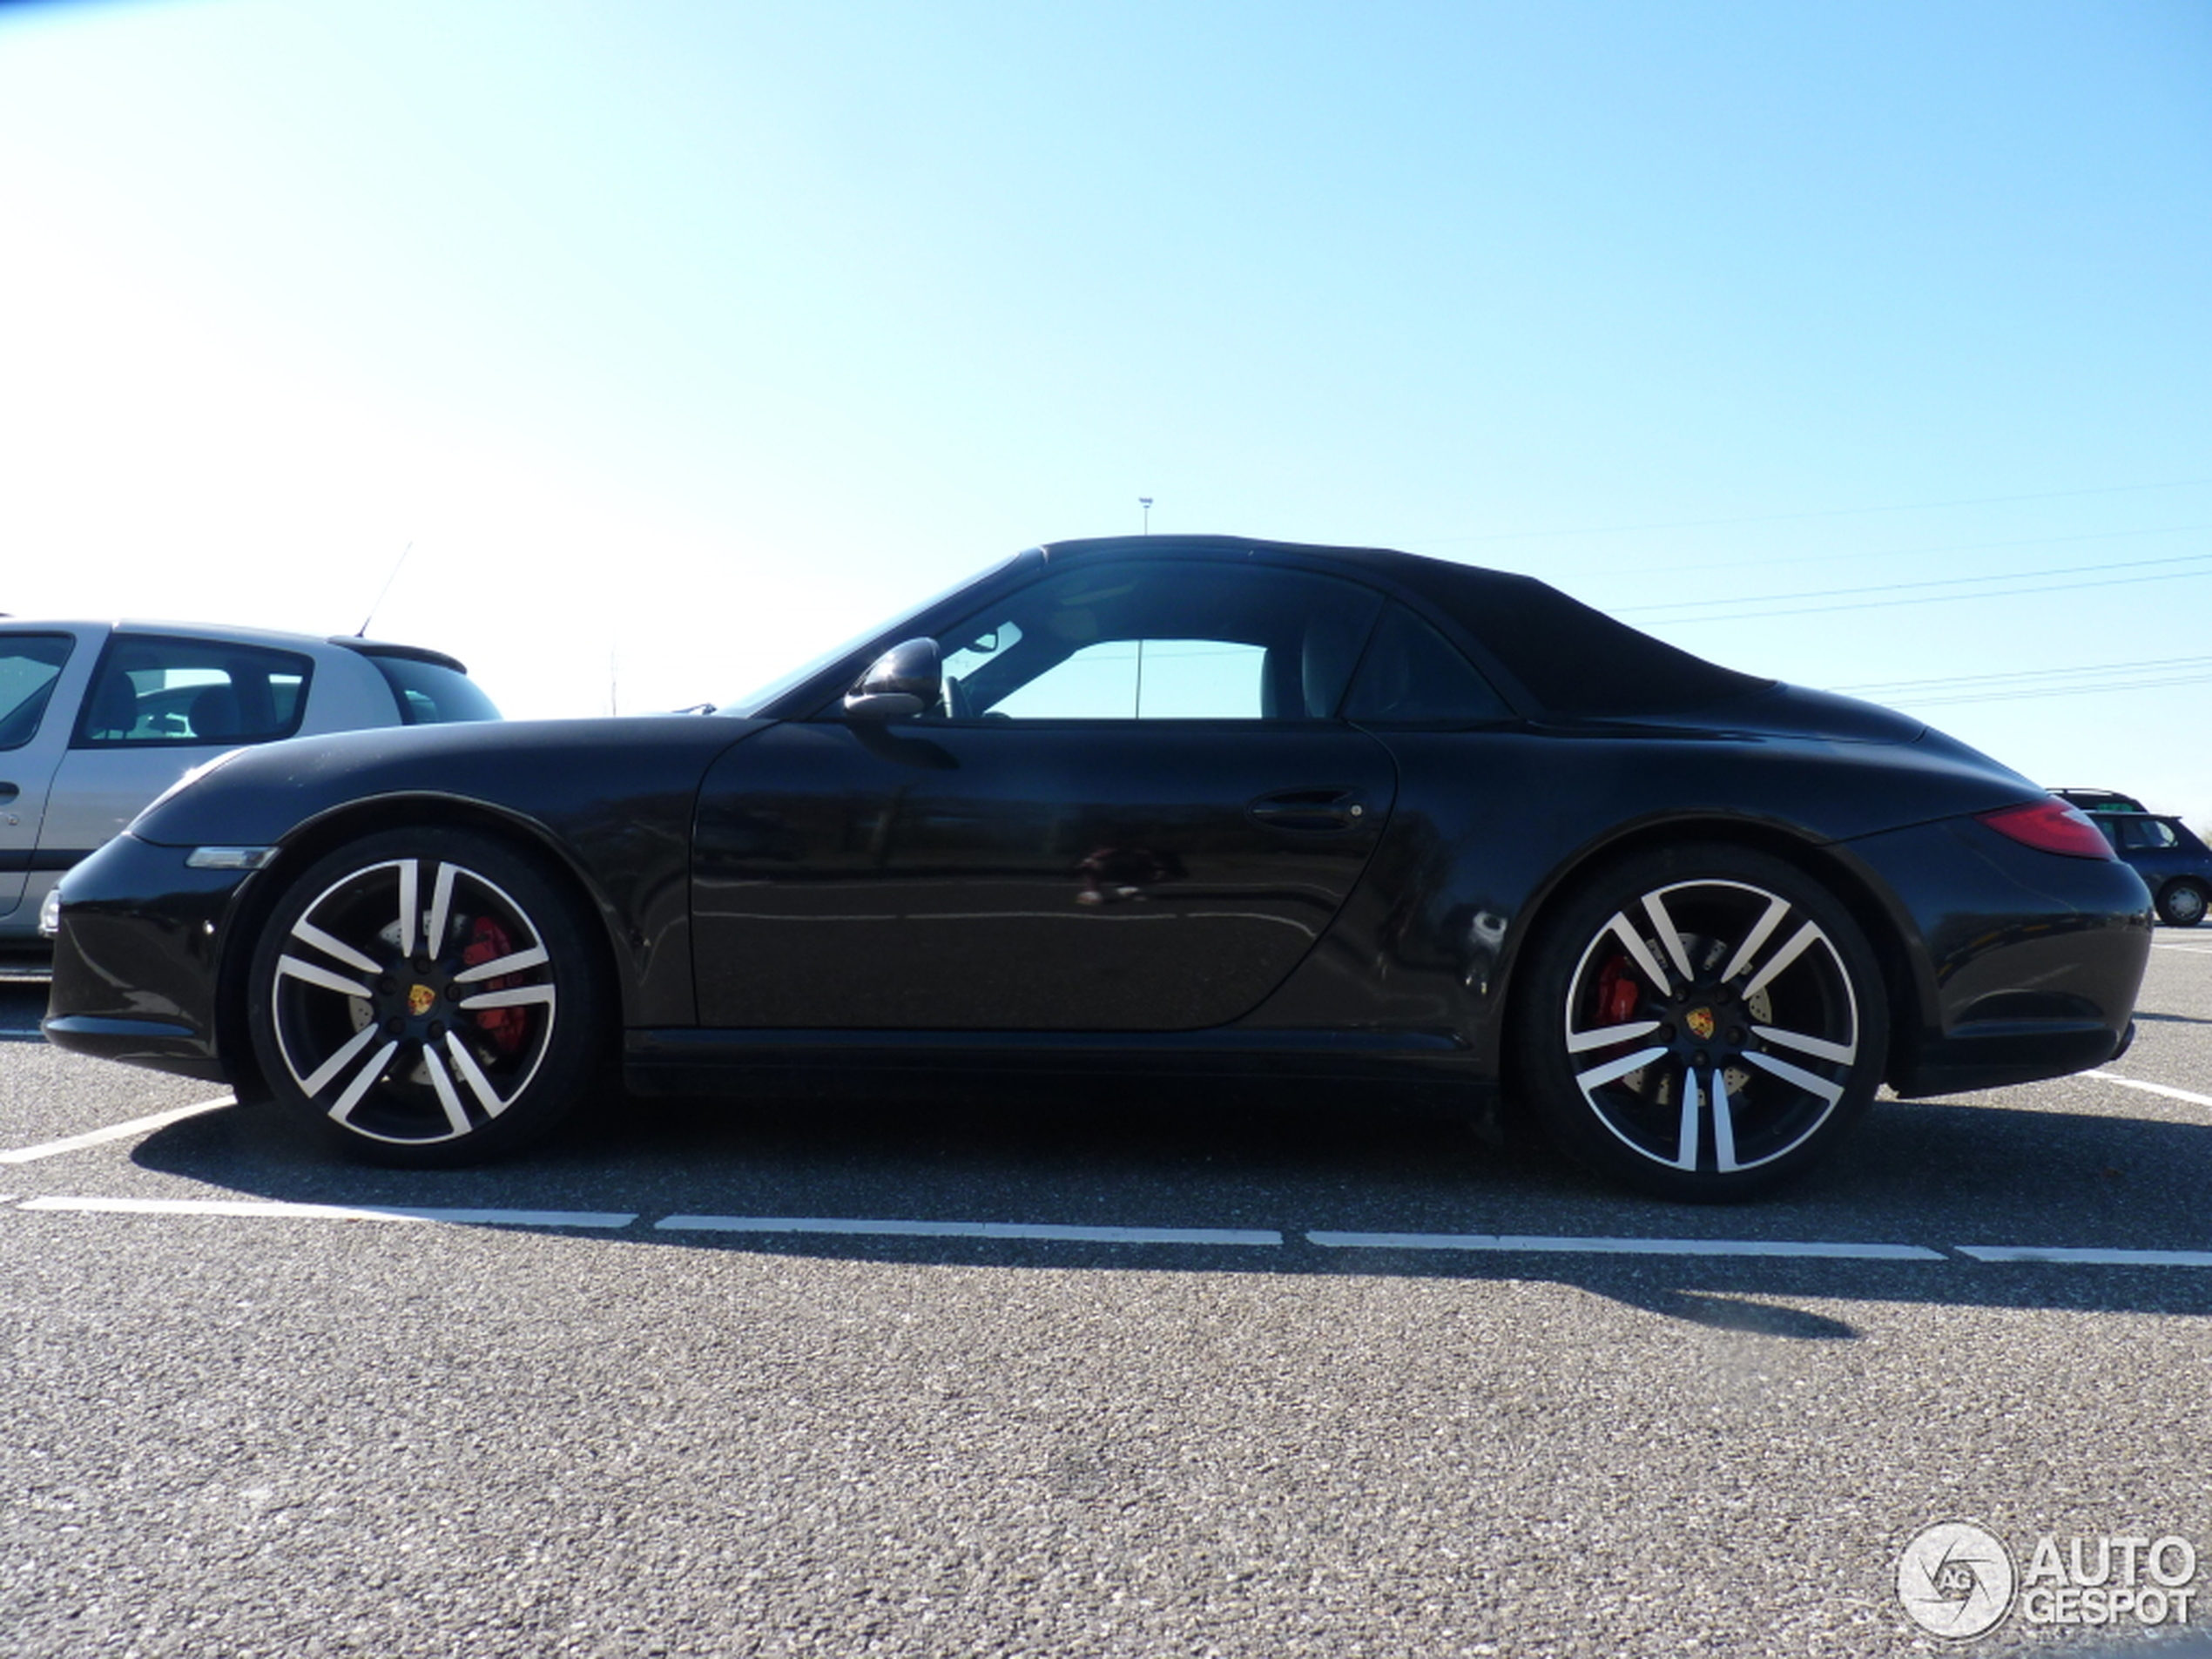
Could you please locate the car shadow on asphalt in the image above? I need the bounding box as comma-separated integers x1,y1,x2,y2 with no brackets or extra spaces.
0,982,47,1042
120,1078,2212,1332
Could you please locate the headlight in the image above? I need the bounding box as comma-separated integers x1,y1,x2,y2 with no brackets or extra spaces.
37,884,62,939
185,846,278,871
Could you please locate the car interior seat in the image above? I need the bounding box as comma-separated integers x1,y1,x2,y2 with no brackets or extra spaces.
187,684,244,742
85,671,141,741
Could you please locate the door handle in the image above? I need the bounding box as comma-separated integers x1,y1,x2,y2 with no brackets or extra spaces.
0,782,17,806
1248,787,1369,833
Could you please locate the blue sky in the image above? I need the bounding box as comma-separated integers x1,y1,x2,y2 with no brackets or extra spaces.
3,1,2208,816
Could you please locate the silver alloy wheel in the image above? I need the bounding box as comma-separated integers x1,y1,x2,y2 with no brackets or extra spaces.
268,856,559,1145
2163,883,2207,927
1561,877,1860,1176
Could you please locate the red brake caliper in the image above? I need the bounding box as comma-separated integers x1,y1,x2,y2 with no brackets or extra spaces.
1594,954,1640,1029
461,916,527,1055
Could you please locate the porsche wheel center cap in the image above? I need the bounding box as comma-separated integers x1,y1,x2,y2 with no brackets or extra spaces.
1685,1006,1717,1041
407,983,438,1017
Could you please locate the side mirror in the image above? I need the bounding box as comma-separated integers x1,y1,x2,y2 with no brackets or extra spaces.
843,637,941,720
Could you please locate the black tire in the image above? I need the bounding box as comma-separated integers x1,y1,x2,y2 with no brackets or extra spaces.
2156,881,2208,928
1512,843,1888,1202
246,826,610,1167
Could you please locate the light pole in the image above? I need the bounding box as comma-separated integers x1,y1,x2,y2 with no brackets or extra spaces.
1138,496,1152,535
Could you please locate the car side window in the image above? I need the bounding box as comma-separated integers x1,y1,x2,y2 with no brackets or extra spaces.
1340,604,1514,725
0,634,75,752
74,637,314,748
992,638,1271,718
2121,819,2178,851
926,562,1384,721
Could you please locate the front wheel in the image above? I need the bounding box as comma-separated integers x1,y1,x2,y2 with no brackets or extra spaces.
2157,881,2208,928
246,827,610,1166
1513,844,1889,1201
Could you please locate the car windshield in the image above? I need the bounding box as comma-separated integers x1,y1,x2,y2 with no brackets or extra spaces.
714,556,1023,718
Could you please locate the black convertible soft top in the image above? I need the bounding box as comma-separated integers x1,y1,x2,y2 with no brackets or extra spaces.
1043,535,1772,717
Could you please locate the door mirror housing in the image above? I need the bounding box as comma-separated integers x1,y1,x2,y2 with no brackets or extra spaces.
842,637,941,720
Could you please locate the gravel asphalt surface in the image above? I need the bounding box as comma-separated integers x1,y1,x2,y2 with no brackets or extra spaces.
3,940,2209,1656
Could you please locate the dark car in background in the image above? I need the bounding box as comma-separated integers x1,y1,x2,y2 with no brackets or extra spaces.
2052,789,2209,927
2087,812,2212,927
2053,786,2149,816
43,535,2153,1200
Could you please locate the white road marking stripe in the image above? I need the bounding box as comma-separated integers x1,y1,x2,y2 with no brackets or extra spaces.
17,1197,635,1227
8,1197,2212,1268
1305,1231,1945,1259
1958,1245,2212,1267
2086,1070,2212,1109
2150,942,2212,954
656,1215,1283,1245
0,1096,236,1164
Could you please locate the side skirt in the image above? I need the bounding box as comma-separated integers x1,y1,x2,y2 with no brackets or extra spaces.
624,1025,1477,1100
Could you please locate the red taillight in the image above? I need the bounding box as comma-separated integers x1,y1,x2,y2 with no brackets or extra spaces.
1975,798,2116,860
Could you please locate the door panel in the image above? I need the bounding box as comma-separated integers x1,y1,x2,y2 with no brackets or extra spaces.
39,631,322,868
691,721,1397,1029
0,628,95,923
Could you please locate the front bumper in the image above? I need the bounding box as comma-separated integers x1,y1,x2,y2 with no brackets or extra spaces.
41,832,261,1082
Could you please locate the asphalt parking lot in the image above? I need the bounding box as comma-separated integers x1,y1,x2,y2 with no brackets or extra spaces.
3,941,2210,1656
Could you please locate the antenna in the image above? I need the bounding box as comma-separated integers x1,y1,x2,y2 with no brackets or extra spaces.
1138,496,1153,535
357,542,414,637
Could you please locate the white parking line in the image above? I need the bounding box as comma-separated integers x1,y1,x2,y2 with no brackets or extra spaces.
1305,1231,1945,1260
1957,1244,2212,1267
0,1096,237,1164
17,1197,637,1227
11,1198,2212,1266
655,1215,1284,1245
2086,1070,2212,1109
2150,941,2212,954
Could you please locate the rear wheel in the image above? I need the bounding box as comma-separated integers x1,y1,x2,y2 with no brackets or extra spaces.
2157,881,2207,927
1513,844,1888,1201
246,827,609,1166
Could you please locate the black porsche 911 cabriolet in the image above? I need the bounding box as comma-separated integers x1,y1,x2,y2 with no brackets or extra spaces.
43,535,2151,1199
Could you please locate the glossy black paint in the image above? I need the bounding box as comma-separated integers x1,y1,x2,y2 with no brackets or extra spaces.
43,535,2155,1132
691,719,1394,1029
42,833,243,1080
1826,816,2155,1093
119,716,752,1032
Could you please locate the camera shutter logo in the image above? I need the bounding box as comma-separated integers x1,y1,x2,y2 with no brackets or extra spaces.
1899,1522,2016,1639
